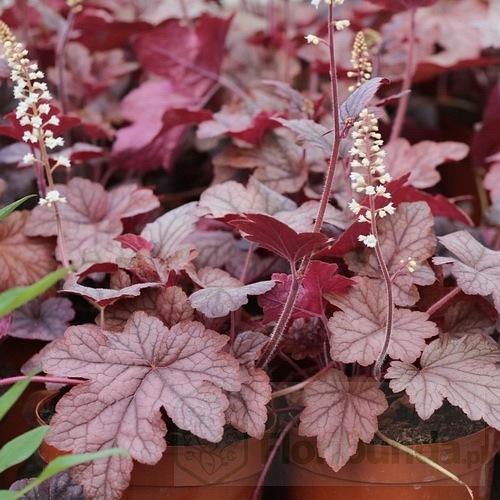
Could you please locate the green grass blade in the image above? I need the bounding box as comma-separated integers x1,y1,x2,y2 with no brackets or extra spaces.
0,195,37,222
0,427,49,474
10,448,129,499
0,490,16,500
0,268,70,318
0,370,40,421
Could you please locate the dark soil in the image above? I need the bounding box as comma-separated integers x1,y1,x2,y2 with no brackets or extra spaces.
372,396,485,445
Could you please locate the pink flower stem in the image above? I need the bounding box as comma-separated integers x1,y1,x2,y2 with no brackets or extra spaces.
389,8,416,143
0,375,84,387
370,191,394,382
55,8,76,116
257,3,342,369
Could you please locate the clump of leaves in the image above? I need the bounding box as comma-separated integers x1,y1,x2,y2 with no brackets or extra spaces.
1,0,499,499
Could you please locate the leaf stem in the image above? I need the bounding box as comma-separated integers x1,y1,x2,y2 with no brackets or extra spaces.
389,8,416,143
375,431,474,500
271,361,335,399
426,287,461,317
0,375,83,387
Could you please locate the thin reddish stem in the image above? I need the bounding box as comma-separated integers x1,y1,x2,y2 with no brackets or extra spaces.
389,8,416,143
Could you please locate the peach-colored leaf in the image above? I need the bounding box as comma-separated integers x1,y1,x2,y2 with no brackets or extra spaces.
62,275,161,309
189,267,275,318
385,138,469,189
198,176,296,219
24,178,159,266
103,286,194,331
433,230,500,313
226,331,271,438
39,312,241,499
386,335,500,428
299,369,387,472
0,211,57,292
212,131,308,194
327,276,438,366
141,202,198,262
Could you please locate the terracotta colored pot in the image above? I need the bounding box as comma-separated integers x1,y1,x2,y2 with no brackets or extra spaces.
36,394,275,500
284,426,498,500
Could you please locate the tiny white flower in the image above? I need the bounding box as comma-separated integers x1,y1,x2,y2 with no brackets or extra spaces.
22,152,36,165
348,199,362,214
38,189,67,207
358,234,377,248
47,115,60,126
45,136,64,149
364,185,376,195
379,173,392,184
305,34,320,45
22,130,38,143
38,103,50,115
383,202,396,215
55,155,71,168
335,20,350,31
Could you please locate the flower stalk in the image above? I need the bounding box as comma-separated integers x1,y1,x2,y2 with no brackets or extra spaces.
0,21,71,268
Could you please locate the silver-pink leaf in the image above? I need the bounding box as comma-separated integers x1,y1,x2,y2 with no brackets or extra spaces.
226,331,271,438
385,138,469,189
189,267,275,318
299,369,387,472
434,230,500,313
39,312,241,499
327,276,438,366
345,202,436,306
24,178,159,266
141,202,198,261
386,335,500,429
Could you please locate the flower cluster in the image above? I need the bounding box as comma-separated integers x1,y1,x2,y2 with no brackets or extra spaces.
348,109,395,248
0,21,71,176
38,190,67,207
311,0,344,8
66,0,84,13
347,31,373,92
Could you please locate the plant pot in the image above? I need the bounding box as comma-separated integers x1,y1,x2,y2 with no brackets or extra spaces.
36,393,276,500
284,426,498,500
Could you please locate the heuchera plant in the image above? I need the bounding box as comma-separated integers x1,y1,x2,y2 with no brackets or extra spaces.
1,0,500,498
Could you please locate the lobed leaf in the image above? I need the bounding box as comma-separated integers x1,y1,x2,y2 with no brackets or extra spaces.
228,213,328,268
226,331,271,438
339,77,390,130
198,176,296,219
299,369,388,472
189,267,275,318
40,312,241,499
385,138,469,189
0,212,58,292
327,276,438,366
386,335,500,429
10,297,74,341
345,202,436,306
259,261,354,322
24,178,159,266
434,230,500,312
